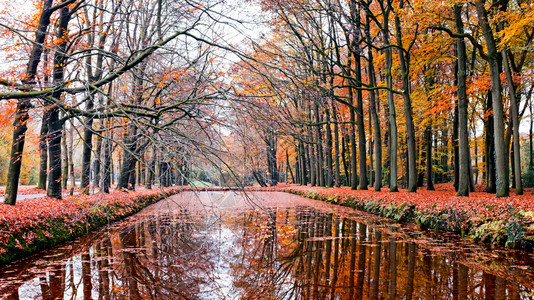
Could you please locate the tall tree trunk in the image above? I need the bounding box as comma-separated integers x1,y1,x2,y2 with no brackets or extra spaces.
394,0,416,192
4,0,54,205
325,108,333,187
314,105,325,187
383,13,398,192
503,51,523,194
476,0,508,197
366,16,382,191
485,92,497,193
455,4,471,196
332,104,341,187
348,87,358,190
47,6,72,200
309,128,316,186
349,2,367,190
453,77,460,191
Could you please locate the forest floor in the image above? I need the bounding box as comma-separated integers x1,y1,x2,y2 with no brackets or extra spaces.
0,187,183,265
263,183,534,250
0,185,114,196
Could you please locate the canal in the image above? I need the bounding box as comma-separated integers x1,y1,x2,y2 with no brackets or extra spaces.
1,191,533,299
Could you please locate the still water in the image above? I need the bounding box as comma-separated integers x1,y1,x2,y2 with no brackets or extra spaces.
1,191,534,299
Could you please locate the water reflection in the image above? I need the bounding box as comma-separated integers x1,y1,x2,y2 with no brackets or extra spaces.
1,192,534,299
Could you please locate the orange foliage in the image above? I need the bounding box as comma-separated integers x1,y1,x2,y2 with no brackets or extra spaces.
272,184,534,223
0,187,183,256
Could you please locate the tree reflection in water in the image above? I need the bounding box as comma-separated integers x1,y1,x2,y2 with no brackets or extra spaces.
1,196,534,299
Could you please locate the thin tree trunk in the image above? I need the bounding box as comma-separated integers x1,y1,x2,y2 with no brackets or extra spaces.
287,150,295,183
325,110,333,187
332,104,341,187
348,87,358,190
146,148,155,189
425,125,434,190
61,129,68,190
474,126,479,184
68,121,75,188
503,51,523,194
342,134,350,186
309,129,316,186
101,129,111,193
93,130,102,188
314,105,325,187
299,140,307,185
37,111,49,190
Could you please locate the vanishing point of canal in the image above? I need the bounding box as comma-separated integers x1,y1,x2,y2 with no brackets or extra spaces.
1,191,534,299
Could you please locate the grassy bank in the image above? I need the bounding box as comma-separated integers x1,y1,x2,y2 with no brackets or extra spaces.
0,187,182,266
279,185,534,250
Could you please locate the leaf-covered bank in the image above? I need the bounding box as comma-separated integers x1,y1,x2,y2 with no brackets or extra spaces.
279,185,534,250
0,187,183,266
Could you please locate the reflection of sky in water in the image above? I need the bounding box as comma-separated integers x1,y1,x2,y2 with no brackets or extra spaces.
200,226,239,299
1,191,534,299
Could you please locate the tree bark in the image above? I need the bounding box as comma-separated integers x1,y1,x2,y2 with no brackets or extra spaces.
47,6,72,200
37,111,49,190
395,0,416,192
93,130,102,188
383,11,398,192
100,128,111,193
476,0,509,197
4,0,54,205
313,105,324,187
349,1,367,190
484,92,497,193
332,104,341,187
366,15,382,191
61,129,68,189
425,125,434,190
530,101,533,170
455,4,471,196
503,51,523,194
325,108,333,187
299,139,307,185
348,87,358,190
68,121,75,188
